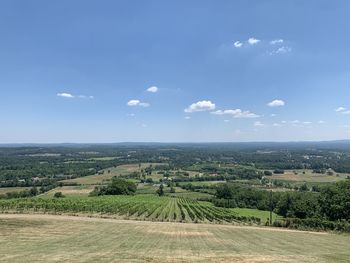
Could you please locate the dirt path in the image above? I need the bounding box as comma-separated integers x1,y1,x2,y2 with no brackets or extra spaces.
0,213,328,235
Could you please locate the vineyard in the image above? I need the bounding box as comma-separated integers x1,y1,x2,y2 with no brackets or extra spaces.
0,195,261,224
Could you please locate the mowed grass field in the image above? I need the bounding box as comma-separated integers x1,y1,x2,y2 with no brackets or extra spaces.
1,214,349,262
39,185,95,198
269,169,349,183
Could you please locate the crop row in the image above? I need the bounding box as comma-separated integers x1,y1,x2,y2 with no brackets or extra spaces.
0,195,261,224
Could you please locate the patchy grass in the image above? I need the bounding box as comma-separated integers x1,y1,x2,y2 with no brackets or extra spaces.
0,214,349,262
39,185,95,198
269,169,349,183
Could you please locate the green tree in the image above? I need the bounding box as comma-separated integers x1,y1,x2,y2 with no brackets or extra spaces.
157,184,164,196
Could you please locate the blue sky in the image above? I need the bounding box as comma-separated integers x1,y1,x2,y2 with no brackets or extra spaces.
1,0,350,142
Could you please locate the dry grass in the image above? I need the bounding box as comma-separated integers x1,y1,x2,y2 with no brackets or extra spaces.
0,214,349,262
269,169,349,183
39,185,95,198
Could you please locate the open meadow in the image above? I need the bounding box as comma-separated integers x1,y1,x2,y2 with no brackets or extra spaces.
0,214,349,263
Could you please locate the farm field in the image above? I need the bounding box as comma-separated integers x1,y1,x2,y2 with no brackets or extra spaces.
39,185,95,198
269,169,349,183
0,195,259,224
62,163,165,185
1,214,349,262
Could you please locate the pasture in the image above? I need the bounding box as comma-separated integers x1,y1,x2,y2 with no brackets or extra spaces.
0,214,349,262
269,169,349,183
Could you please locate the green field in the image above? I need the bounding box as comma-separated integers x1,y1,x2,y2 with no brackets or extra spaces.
231,208,278,223
1,214,349,262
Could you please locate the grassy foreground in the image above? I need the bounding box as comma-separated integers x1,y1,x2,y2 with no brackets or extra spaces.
0,214,349,262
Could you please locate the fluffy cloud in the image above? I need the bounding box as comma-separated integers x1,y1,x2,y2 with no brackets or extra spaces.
146,86,158,93
270,39,284,45
184,100,215,113
127,99,150,107
184,116,191,120
211,109,259,118
57,92,74,98
267,99,285,107
336,107,346,112
234,41,243,48
248,37,260,45
254,121,264,127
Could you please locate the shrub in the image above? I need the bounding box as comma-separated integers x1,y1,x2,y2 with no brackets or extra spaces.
53,192,65,198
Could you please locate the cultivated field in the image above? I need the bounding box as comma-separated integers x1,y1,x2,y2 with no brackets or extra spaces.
0,195,262,224
0,214,349,262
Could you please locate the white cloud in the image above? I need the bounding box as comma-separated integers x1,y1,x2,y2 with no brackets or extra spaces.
281,120,287,124
270,39,284,45
127,113,135,117
275,46,291,54
184,100,216,113
267,99,285,107
127,99,150,107
303,121,312,125
184,116,191,120
254,121,264,127
57,92,94,99
224,119,230,122
269,46,292,55
273,123,281,127
57,92,74,98
335,107,350,114
146,86,158,93
248,37,260,45
318,120,325,124
211,109,259,118
77,95,94,99
291,120,300,124
336,107,346,112
234,41,243,48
